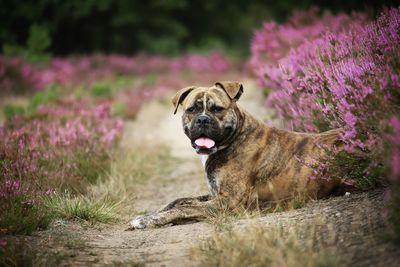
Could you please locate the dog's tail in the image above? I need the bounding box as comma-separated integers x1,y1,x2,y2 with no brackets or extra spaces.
315,128,344,148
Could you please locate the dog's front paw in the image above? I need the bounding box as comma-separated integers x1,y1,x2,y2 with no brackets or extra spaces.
127,214,152,230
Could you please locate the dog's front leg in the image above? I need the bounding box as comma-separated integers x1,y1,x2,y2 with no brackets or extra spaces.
128,195,215,229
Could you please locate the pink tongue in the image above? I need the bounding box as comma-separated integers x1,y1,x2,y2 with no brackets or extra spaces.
195,137,215,149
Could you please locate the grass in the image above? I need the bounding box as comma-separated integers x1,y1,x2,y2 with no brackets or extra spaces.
192,224,342,267
205,202,261,231
0,195,53,235
88,145,173,216
205,194,311,231
0,142,172,236
43,192,119,223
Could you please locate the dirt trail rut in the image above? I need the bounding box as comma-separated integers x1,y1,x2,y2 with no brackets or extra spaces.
36,80,399,266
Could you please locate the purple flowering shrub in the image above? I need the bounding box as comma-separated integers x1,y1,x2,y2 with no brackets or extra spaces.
251,7,399,167
251,7,400,239
0,99,123,234
1,100,123,191
0,179,53,235
1,51,236,120
0,52,231,94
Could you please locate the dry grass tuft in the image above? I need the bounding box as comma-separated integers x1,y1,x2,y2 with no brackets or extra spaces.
192,223,341,267
205,194,313,231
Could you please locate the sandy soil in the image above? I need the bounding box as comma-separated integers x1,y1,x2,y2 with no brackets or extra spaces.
31,80,399,266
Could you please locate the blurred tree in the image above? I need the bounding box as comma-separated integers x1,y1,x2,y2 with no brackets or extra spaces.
0,0,397,57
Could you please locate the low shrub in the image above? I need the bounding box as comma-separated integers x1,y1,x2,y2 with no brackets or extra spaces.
0,180,53,235
250,6,400,241
0,98,123,234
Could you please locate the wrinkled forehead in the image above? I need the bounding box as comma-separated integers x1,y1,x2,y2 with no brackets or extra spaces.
183,86,230,107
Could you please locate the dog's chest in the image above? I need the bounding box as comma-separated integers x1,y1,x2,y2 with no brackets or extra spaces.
200,155,208,167
199,155,220,196
206,172,219,196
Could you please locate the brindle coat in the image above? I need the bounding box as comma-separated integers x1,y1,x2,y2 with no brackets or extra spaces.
128,81,343,229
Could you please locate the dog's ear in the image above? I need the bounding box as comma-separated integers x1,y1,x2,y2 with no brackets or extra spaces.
172,86,195,114
215,81,243,101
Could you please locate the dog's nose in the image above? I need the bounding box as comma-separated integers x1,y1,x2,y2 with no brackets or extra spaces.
195,115,211,125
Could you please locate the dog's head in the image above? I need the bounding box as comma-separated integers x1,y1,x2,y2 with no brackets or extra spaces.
172,81,243,155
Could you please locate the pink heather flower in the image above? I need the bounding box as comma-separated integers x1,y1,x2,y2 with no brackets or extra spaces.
5,180,21,191
343,128,357,140
389,116,400,144
250,7,400,173
1,52,232,92
344,111,357,127
391,152,400,178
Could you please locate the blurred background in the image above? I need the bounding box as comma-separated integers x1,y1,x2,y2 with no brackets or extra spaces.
0,0,395,58
1,2,400,263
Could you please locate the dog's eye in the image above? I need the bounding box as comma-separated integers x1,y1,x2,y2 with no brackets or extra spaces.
187,106,197,113
210,106,224,113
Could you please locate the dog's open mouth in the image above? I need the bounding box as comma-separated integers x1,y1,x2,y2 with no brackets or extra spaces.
193,135,217,154
195,136,215,149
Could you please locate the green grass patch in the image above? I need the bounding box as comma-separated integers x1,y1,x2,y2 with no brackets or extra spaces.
2,85,60,120
91,82,112,97
111,102,127,117
43,192,119,224
3,104,25,120
143,73,158,85
26,85,60,114
71,151,111,187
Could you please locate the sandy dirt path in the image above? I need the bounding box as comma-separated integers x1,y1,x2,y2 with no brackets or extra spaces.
33,80,399,267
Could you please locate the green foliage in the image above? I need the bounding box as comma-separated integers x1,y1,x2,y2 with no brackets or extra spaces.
91,82,112,97
111,102,127,117
2,0,389,56
27,86,60,114
143,73,158,85
312,110,332,132
0,194,53,235
43,192,118,223
26,24,51,55
71,151,111,186
330,151,384,190
3,24,51,62
3,104,25,120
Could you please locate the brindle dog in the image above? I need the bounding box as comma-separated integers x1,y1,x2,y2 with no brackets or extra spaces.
128,81,343,229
